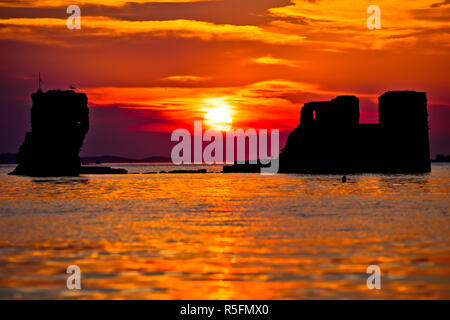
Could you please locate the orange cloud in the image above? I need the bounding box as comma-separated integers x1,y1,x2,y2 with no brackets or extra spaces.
251,56,298,67
0,17,306,45
162,75,211,82
0,0,212,7
268,0,450,52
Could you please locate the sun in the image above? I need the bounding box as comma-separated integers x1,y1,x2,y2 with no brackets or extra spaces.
203,98,233,131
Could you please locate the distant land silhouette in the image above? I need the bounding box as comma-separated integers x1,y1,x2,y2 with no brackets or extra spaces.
9,89,126,176
0,154,172,165
224,91,432,174
81,155,172,164
431,154,450,162
3,153,446,166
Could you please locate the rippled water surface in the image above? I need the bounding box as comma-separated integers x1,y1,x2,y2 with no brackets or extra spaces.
0,163,449,299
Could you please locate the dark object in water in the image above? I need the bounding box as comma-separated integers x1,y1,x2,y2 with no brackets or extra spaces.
342,176,347,183
432,154,450,162
143,169,208,174
223,160,271,173
167,169,207,174
79,166,127,175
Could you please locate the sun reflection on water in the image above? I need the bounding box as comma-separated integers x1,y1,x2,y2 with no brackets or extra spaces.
0,164,449,299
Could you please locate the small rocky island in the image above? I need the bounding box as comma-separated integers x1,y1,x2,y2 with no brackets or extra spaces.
10,89,126,176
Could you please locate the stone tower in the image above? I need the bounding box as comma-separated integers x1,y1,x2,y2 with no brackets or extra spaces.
10,89,89,176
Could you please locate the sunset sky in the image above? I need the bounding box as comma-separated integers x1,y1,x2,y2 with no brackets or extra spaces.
0,0,449,158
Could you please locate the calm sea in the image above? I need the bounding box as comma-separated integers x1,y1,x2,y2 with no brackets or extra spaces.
0,163,449,299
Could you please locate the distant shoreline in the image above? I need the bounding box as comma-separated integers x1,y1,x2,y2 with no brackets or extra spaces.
1,153,449,165
80,155,172,164
0,154,171,165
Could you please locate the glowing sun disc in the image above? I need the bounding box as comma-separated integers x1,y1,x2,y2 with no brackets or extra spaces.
204,107,233,131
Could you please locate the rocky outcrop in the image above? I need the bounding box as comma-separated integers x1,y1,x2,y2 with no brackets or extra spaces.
10,89,126,176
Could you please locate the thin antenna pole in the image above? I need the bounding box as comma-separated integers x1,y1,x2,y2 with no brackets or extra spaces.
38,72,41,90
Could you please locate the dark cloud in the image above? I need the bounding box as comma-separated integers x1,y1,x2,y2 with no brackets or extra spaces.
0,0,291,25
430,0,450,8
409,6,450,22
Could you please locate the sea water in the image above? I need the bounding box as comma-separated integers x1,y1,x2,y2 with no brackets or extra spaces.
0,163,448,299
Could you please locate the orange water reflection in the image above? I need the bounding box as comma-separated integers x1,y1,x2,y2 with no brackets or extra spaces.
0,164,449,299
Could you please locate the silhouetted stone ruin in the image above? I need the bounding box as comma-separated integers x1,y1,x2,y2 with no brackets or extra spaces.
10,89,126,176
225,91,431,174
10,89,89,176
281,90,430,173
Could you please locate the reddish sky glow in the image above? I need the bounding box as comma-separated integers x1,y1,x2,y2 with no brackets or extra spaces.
0,0,448,158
